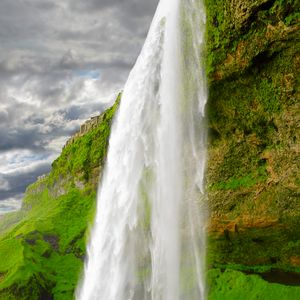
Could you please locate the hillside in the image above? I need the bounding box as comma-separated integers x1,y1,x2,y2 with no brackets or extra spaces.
0,96,120,299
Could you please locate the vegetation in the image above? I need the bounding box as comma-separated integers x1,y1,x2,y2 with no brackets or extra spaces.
0,96,120,299
0,189,95,299
208,268,300,300
205,0,300,297
48,94,120,188
205,0,299,80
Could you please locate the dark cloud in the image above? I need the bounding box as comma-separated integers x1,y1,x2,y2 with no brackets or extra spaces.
70,0,157,18
0,161,51,201
63,101,108,121
69,0,120,12
0,128,46,152
0,95,109,153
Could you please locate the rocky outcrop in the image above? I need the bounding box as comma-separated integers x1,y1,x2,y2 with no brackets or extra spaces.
65,114,105,147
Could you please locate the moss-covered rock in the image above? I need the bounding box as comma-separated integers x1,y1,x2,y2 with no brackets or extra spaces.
205,0,299,80
205,0,300,291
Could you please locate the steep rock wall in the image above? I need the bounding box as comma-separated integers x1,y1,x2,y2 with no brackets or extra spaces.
205,0,299,271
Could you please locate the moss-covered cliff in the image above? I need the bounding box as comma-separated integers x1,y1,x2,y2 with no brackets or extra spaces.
205,0,300,296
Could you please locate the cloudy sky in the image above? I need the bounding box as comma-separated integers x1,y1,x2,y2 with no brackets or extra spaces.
0,0,159,213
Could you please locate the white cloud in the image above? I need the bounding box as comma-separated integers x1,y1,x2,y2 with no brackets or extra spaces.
0,196,22,215
0,150,53,174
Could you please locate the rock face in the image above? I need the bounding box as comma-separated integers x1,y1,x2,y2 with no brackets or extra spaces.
228,0,273,30
205,0,299,270
65,114,105,147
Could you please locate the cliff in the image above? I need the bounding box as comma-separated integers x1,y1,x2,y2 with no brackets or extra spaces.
0,0,299,299
205,0,300,297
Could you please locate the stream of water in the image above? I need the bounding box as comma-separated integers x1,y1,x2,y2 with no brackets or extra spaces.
77,0,207,299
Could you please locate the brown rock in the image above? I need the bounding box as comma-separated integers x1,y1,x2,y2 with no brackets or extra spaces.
290,256,300,267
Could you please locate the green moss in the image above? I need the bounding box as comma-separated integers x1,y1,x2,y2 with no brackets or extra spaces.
0,239,23,273
204,0,229,76
205,0,299,80
210,166,268,191
208,268,300,300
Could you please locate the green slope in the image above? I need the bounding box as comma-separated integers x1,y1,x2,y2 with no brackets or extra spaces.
0,96,120,299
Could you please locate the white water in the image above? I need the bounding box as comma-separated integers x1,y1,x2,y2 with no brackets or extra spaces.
77,0,207,299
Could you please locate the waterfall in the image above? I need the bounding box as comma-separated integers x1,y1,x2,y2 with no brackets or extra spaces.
77,0,207,299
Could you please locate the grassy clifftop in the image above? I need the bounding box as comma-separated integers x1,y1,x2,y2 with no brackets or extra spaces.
0,96,120,299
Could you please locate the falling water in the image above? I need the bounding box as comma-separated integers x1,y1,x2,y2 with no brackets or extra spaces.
77,0,207,299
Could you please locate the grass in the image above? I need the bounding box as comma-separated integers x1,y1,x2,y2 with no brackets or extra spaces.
208,268,300,300
0,188,96,299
